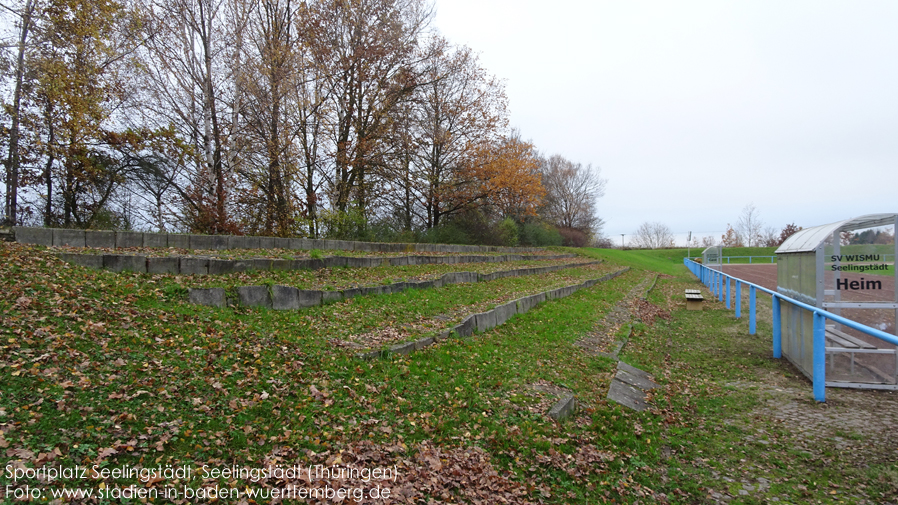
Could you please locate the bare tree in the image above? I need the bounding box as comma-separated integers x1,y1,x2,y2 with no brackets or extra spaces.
631,221,674,249
761,226,779,247
539,154,606,237
736,203,763,247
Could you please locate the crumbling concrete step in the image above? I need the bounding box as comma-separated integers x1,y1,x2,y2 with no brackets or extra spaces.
607,362,659,412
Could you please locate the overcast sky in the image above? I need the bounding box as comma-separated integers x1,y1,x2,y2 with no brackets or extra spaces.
432,0,898,245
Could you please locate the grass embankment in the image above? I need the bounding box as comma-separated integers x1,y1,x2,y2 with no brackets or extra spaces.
1,242,896,503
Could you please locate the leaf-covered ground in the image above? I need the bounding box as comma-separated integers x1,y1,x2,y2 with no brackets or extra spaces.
1,242,897,504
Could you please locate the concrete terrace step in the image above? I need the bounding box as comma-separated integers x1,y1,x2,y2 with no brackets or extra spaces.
187,260,605,309
57,252,579,275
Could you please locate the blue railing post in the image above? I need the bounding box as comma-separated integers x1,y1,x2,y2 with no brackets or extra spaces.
718,272,724,301
813,312,826,402
735,281,742,318
772,295,781,359
726,277,731,309
749,286,756,335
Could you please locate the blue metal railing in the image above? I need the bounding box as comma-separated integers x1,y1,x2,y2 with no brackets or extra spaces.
684,258,898,401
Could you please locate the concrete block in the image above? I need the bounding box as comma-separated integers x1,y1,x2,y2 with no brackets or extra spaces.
321,291,343,304
147,257,179,274
270,259,292,271
288,238,311,250
85,230,116,248
494,301,517,326
388,341,416,356
342,287,361,299
14,226,53,246
212,235,229,250
547,394,577,421
389,256,408,266
615,367,660,391
474,311,497,332
103,254,147,273
514,297,530,314
237,286,271,308
189,288,226,308
353,241,373,252
272,286,322,310
412,280,434,290
323,256,348,268
435,330,452,341
259,237,276,249
53,229,86,247
231,260,254,272
607,380,650,412
59,253,103,269
143,232,167,248
251,258,273,271
208,259,235,275
180,257,209,275
228,236,250,249
305,259,324,270
189,234,214,250
415,337,435,350
272,237,290,249
347,257,374,268
391,282,408,293
363,286,384,296
167,234,190,249
271,285,299,310
306,239,326,250
452,315,474,338
356,349,384,360
115,231,144,249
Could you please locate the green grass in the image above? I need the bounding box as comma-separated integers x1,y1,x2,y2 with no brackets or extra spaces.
1,242,896,504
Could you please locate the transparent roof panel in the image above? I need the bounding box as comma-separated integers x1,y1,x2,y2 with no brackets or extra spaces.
776,214,897,254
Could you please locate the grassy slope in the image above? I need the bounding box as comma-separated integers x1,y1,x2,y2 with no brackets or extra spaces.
1,243,896,504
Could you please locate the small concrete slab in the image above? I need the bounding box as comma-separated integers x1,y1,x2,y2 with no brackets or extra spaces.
258,237,276,249
607,380,651,412
474,311,497,332
251,258,273,271
14,226,53,246
342,287,362,299
323,256,348,268
273,237,290,249
615,368,660,391
143,232,168,248
414,337,435,350
356,349,384,360
103,254,147,273
493,301,517,326
270,259,292,271
85,230,115,248
548,394,577,421
189,234,214,250
189,288,226,307
208,259,235,275
321,291,343,304
59,253,103,269
115,231,144,248
180,257,209,275
453,315,475,338
295,289,323,308
167,234,190,249
227,236,250,249
237,286,271,308
271,285,300,310
388,341,416,356
289,238,311,250
53,229,86,247
147,257,179,274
